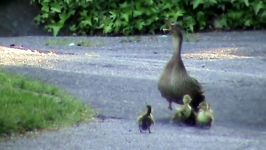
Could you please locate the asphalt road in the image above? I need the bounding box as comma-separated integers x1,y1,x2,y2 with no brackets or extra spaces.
0,31,266,149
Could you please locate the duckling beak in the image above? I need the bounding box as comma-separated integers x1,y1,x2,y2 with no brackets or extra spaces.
162,28,170,34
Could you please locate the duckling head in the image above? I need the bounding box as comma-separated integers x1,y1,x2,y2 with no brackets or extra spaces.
198,101,209,111
183,94,192,104
146,105,152,115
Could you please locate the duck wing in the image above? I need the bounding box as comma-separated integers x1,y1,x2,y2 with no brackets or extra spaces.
183,76,203,94
171,74,204,107
158,61,175,100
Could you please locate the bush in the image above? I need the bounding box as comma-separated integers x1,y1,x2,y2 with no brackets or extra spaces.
31,0,266,36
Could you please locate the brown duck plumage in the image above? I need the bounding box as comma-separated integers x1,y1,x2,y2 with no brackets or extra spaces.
158,24,205,111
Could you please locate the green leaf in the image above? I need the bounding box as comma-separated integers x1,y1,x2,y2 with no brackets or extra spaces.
51,3,62,13
244,19,252,27
184,16,196,32
69,25,77,32
253,1,264,15
136,22,146,30
133,10,143,17
109,11,117,20
41,13,49,19
121,13,130,22
193,0,203,9
48,23,64,36
146,0,154,5
41,4,49,12
170,10,184,20
244,0,249,7
197,11,206,29
80,18,92,27
162,3,172,10
120,2,129,9
214,16,228,29
103,24,113,33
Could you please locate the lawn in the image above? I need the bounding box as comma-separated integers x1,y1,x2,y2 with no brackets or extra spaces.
0,70,94,136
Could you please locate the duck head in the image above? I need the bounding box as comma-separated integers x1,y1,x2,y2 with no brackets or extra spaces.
163,22,183,40
169,24,183,40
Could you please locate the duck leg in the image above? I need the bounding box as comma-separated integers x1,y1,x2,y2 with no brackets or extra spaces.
139,126,143,133
139,129,143,133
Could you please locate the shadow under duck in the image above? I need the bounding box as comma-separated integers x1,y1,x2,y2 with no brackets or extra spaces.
158,23,205,111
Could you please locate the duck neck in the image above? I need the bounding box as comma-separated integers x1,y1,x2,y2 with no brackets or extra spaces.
173,37,182,60
172,36,186,72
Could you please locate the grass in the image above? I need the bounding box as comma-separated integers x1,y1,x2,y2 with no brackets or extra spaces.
0,70,94,137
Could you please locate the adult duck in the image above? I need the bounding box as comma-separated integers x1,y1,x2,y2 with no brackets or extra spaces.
158,23,205,111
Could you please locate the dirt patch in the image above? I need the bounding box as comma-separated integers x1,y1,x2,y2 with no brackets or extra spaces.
0,46,98,68
0,46,60,67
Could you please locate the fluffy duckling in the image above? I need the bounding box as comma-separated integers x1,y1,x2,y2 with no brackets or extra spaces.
196,101,214,127
137,105,155,133
172,95,195,125
158,23,205,111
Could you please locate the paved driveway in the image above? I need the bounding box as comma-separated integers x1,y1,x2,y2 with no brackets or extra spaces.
0,32,266,149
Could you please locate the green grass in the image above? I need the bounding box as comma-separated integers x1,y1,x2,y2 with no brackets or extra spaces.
0,70,94,136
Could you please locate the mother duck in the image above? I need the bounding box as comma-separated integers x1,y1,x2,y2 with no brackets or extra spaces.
158,23,205,111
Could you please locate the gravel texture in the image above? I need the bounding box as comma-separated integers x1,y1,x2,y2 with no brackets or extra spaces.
0,31,266,149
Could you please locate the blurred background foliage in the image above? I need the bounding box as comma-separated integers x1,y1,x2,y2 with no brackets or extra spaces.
20,0,266,35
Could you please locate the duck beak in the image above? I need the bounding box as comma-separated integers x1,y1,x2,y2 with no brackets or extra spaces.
162,28,169,32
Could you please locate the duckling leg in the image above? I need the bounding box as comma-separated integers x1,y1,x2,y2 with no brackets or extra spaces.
148,127,151,133
139,126,143,133
168,101,173,110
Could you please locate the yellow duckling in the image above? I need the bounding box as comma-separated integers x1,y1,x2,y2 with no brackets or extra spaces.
172,95,195,125
196,101,214,127
137,105,155,133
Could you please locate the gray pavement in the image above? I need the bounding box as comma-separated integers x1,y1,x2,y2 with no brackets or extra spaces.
0,31,266,149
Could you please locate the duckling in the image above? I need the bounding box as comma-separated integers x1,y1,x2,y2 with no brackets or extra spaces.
158,23,205,111
196,101,214,127
172,94,195,125
137,105,155,133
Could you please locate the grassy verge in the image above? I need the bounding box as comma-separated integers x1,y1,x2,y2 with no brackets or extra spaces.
0,70,94,137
